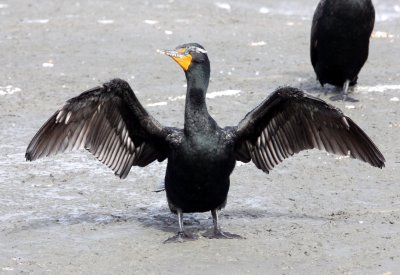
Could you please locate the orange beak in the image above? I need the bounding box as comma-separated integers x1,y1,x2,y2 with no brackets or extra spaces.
158,48,193,71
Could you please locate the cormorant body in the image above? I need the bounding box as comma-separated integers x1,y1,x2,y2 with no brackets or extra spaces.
311,0,375,100
26,43,385,242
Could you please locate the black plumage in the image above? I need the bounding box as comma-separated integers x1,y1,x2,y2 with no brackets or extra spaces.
26,43,385,242
310,0,375,100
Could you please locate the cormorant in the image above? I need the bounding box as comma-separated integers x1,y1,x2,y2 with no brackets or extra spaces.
310,0,375,101
26,43,385,242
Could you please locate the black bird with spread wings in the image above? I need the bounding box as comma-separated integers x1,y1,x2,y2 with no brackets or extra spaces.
26,43,385,242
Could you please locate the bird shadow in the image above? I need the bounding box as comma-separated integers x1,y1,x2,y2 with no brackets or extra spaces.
132,208,335,236
4,206,335,237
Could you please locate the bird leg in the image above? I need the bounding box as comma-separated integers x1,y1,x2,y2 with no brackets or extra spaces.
202,209,243,239
342,79,350,101
164,209,198,243
330,79,358,102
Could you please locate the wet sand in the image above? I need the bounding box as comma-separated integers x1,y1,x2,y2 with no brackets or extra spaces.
1,0,399,273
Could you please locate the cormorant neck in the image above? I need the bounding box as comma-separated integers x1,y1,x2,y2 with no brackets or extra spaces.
184,62,213,135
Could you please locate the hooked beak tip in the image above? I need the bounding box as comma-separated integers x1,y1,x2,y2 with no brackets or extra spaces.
156,49,167,55
157,49,183,58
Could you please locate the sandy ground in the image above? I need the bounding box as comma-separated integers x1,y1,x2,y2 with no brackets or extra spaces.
1,0,400,274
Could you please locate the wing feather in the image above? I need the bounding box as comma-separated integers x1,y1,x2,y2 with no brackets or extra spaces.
26,78,170,178
234,87,385,173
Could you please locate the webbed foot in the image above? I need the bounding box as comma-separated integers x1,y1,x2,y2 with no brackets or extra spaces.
202,228,243,239
164,231,198,243
330,79,358,102
329,94,358,102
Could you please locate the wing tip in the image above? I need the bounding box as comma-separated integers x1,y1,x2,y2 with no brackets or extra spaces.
25,150,33,161
376,158,386,169
117,172,128,179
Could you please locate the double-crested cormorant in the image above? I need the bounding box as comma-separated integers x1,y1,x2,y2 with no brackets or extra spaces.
310,0,375,101
26,43,385,242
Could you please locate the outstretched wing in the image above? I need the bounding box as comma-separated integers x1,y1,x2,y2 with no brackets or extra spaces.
26,78,170,179
233,87,385,173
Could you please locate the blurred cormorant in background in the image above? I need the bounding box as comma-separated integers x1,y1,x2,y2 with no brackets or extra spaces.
311,0,375,101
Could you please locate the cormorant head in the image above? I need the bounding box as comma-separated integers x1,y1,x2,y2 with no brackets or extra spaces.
158,43,209,72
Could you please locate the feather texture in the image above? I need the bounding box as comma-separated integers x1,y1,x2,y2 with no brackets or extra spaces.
26,79,170,178
235,87,385,172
